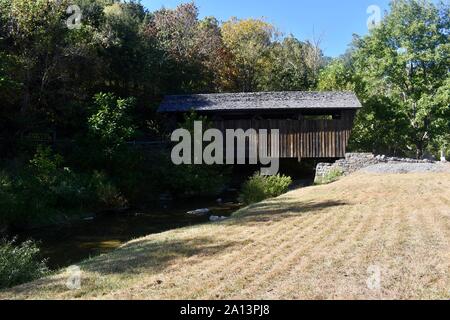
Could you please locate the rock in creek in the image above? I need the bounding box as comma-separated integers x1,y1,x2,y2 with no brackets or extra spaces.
209,216,228,222
187,208,210,216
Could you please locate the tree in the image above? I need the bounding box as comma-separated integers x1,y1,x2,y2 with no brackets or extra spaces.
351,0,449,158
221,18,276,92
261,37,323,91
0,0,72,114
88,92,136,157
99,1,162,96
318,59,356,92
0,0,103,142
151,3,225,93
320,0,449,157
427,76,450,159
0,52,22,155
318,56,411,155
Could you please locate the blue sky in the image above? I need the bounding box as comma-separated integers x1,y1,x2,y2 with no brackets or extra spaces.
141,0,394,57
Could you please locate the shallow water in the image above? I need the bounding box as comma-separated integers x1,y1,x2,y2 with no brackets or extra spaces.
17,199,241,270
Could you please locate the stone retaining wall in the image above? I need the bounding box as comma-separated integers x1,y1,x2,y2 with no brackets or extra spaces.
314,153,435,183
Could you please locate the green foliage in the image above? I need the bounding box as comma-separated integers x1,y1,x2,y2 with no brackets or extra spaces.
0,0,322,153
352,0,449,158
261,37,324,91
89,171,127,209
319,0,449,158
5,147,67,225
29,145,63,183
1,0,448,228
168,163,230,197
220,18,324,92
0,148,62,226
0,171,16,227
427,77,450,157
221,17,275,92
315,168,344,185
179,110,211,132
239,173,292,205
88,93,136,154
167,111,229,197
0,146,123,228
0,52,21,96
0,238,49,289
152,3,225,93
318,59,358,92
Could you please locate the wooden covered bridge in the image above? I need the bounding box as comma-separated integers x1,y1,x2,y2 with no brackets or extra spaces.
158,91,362,160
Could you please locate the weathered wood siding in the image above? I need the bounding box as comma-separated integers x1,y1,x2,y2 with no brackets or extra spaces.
212,111,355,159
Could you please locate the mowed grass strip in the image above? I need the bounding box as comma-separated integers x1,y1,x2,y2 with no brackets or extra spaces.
1,171,450,300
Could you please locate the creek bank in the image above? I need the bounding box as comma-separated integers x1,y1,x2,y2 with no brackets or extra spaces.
12,197,242,270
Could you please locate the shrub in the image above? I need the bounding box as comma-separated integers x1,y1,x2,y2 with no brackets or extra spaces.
239,173,292,205
9,146,91,225
30,148,93,210
0,147,127,228
315,167,344,185
168,164,230,197
88,93,136,157
142,150,230,198
162,112,230,197
0,238,49,289
0,160,59,226
51,168,91,209
89,171,127,209
0,171,15,224
29,145,64,185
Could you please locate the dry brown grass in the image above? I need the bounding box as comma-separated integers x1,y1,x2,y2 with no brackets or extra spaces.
1,171,450,300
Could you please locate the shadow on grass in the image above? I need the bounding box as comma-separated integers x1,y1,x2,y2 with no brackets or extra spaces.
231,198,349,224
79,236,241,276
78,199,348,276
0,274,65,298
1,198,349,297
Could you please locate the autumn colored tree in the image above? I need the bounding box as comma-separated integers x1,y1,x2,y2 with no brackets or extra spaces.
152,3,226,93
221,17,276,92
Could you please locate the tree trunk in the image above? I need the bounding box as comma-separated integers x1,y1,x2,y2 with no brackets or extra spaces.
21,70,31,115
415,142,423,160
